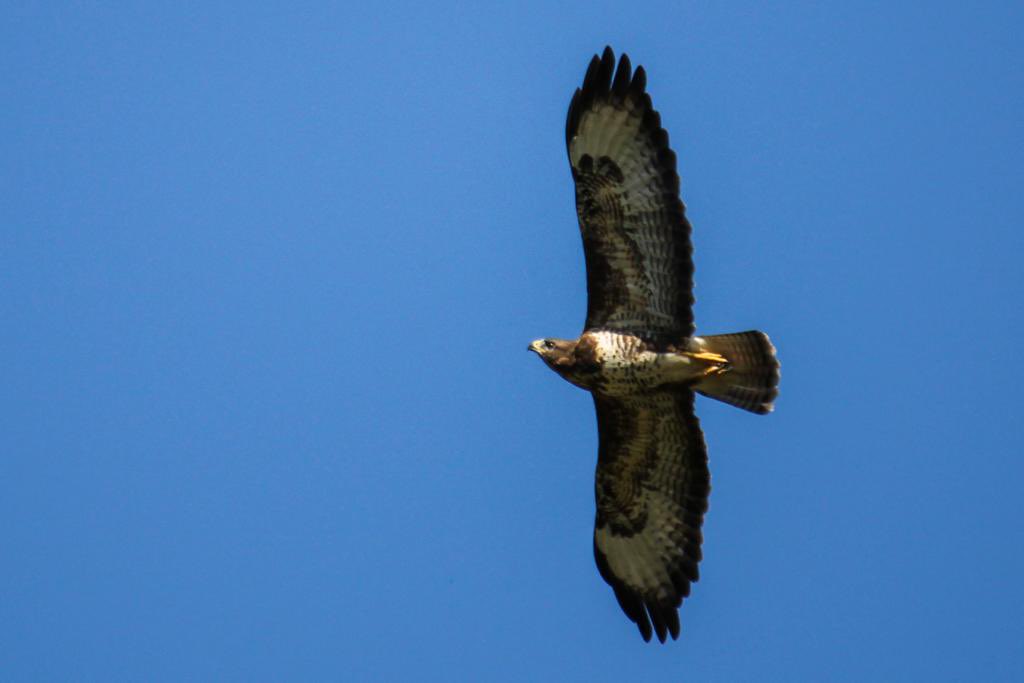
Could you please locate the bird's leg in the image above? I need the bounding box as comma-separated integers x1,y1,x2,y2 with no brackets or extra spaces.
683,351,730,377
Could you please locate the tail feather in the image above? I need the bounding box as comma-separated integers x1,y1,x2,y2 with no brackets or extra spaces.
694,331,779,414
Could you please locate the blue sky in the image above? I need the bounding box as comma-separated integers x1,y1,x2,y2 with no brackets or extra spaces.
3,2,1023,680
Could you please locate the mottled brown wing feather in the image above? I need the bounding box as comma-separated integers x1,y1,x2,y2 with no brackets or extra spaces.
592,390,709,642
566,47,695,341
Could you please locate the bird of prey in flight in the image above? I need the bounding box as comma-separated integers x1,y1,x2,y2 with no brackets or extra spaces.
529,47,780,643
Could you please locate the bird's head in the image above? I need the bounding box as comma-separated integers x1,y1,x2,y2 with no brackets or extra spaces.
528,337,577,369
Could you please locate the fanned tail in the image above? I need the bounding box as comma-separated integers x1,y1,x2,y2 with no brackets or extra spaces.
694,331,779,414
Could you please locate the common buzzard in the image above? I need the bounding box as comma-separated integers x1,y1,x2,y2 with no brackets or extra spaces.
529,47,780,642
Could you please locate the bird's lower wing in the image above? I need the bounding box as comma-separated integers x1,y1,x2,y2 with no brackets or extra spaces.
592,390,709,642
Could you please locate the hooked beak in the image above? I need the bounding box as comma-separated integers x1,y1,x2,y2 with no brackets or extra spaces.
527,340,543,354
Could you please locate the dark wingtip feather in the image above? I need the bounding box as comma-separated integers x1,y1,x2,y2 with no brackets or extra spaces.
636,610,653,642
631,65,647,94
581,54,603,92
595,47,615,93
650,603,683,643
611,53,632,96
615,588,653,642
651,608,668,643
667,609,681,640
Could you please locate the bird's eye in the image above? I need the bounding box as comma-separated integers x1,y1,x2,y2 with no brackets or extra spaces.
544,340,556,350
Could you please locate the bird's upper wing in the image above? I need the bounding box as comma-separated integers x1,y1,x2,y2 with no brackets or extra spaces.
592,390,709,642
567,47,695,340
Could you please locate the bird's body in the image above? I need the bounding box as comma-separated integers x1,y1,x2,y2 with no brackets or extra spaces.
529,332,725,396
529,47,780,643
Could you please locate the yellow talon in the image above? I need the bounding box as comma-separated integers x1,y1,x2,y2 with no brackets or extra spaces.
683,351,730,377
688,351,729,364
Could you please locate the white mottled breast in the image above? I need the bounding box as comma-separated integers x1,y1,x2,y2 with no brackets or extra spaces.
584,331,704,396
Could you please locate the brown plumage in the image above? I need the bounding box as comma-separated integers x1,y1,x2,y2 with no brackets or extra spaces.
529,47,780,642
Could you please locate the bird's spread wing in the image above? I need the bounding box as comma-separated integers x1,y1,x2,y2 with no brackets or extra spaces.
592,390,709,642
567,47,694,340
